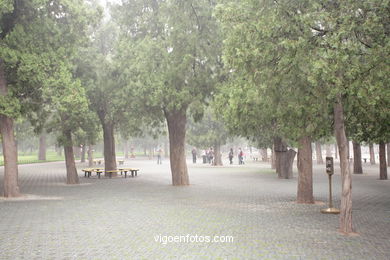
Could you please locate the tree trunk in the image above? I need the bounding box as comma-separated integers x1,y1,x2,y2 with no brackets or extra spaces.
63,130,79,184
334,143,338,159
0,60,20,197
274,137,287,175
281,149,296,179
352,141,363,174
297,136,314,204
88,144,94,167
387,143,390,167
38,134,46,161
369,143,375,165
379,142,387,180
315,141,324,164
326,144,332,157
0,116,21,197
124,140,129,159
334,96,353,234
165,109,189,185
213,143,223,166
102,122,117,175
261,148,268,162
274,137,296,179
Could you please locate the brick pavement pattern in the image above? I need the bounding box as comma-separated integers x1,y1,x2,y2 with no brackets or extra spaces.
0,159,389,259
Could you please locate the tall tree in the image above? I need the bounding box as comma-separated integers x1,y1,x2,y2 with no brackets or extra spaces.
76,18,152,175
87,22,119,174
216,0,388,233
1,0,102,189
308,0,389,231
114,0,221,185
0,0,29,197
44,64,92,184
215,0,332,203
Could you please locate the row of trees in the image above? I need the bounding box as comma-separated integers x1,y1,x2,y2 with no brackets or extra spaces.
0,0,104,195
0,0,223,193
1,0,388,235
214,0,389,234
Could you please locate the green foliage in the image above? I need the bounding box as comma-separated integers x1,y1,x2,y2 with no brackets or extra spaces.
187,107,229,148
215,0,389,146
304,0,390,144
0,0,13,14
214,76,275,148
1,0,102,149
113,0,222,122
0,94,20,118
215,0,330,146
75,19,146,143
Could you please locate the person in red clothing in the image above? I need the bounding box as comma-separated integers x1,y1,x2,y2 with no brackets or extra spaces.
238,148,244,165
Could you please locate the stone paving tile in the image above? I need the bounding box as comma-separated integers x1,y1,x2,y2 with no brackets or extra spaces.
0,159,389,259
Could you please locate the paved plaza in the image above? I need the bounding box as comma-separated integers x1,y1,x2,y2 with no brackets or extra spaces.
0,158,389,259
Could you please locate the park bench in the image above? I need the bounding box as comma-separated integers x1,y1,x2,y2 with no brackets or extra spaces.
82,168,94,178
93,168,104,178
82,168,139,179
118,160,124,165
119,168,140,178
105,170,121,178
82,168,104,178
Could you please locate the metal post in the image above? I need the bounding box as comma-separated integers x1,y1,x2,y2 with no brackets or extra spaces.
321,157,340,214
328,174,333,209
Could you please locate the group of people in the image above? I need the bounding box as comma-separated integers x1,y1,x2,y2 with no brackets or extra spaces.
192,148,214,164
157,146,245,165
204,148,214,164
229,148,245,165
191,147,244,165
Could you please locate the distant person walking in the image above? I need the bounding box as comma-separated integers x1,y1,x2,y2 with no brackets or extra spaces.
157,148,162,164
238,148,244,165
228,148,234,165
209,147,214,165
192,148,197,163
202,150,207,164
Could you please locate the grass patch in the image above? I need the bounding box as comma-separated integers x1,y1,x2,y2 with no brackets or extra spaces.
0,152,66,166
0,150,151,166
